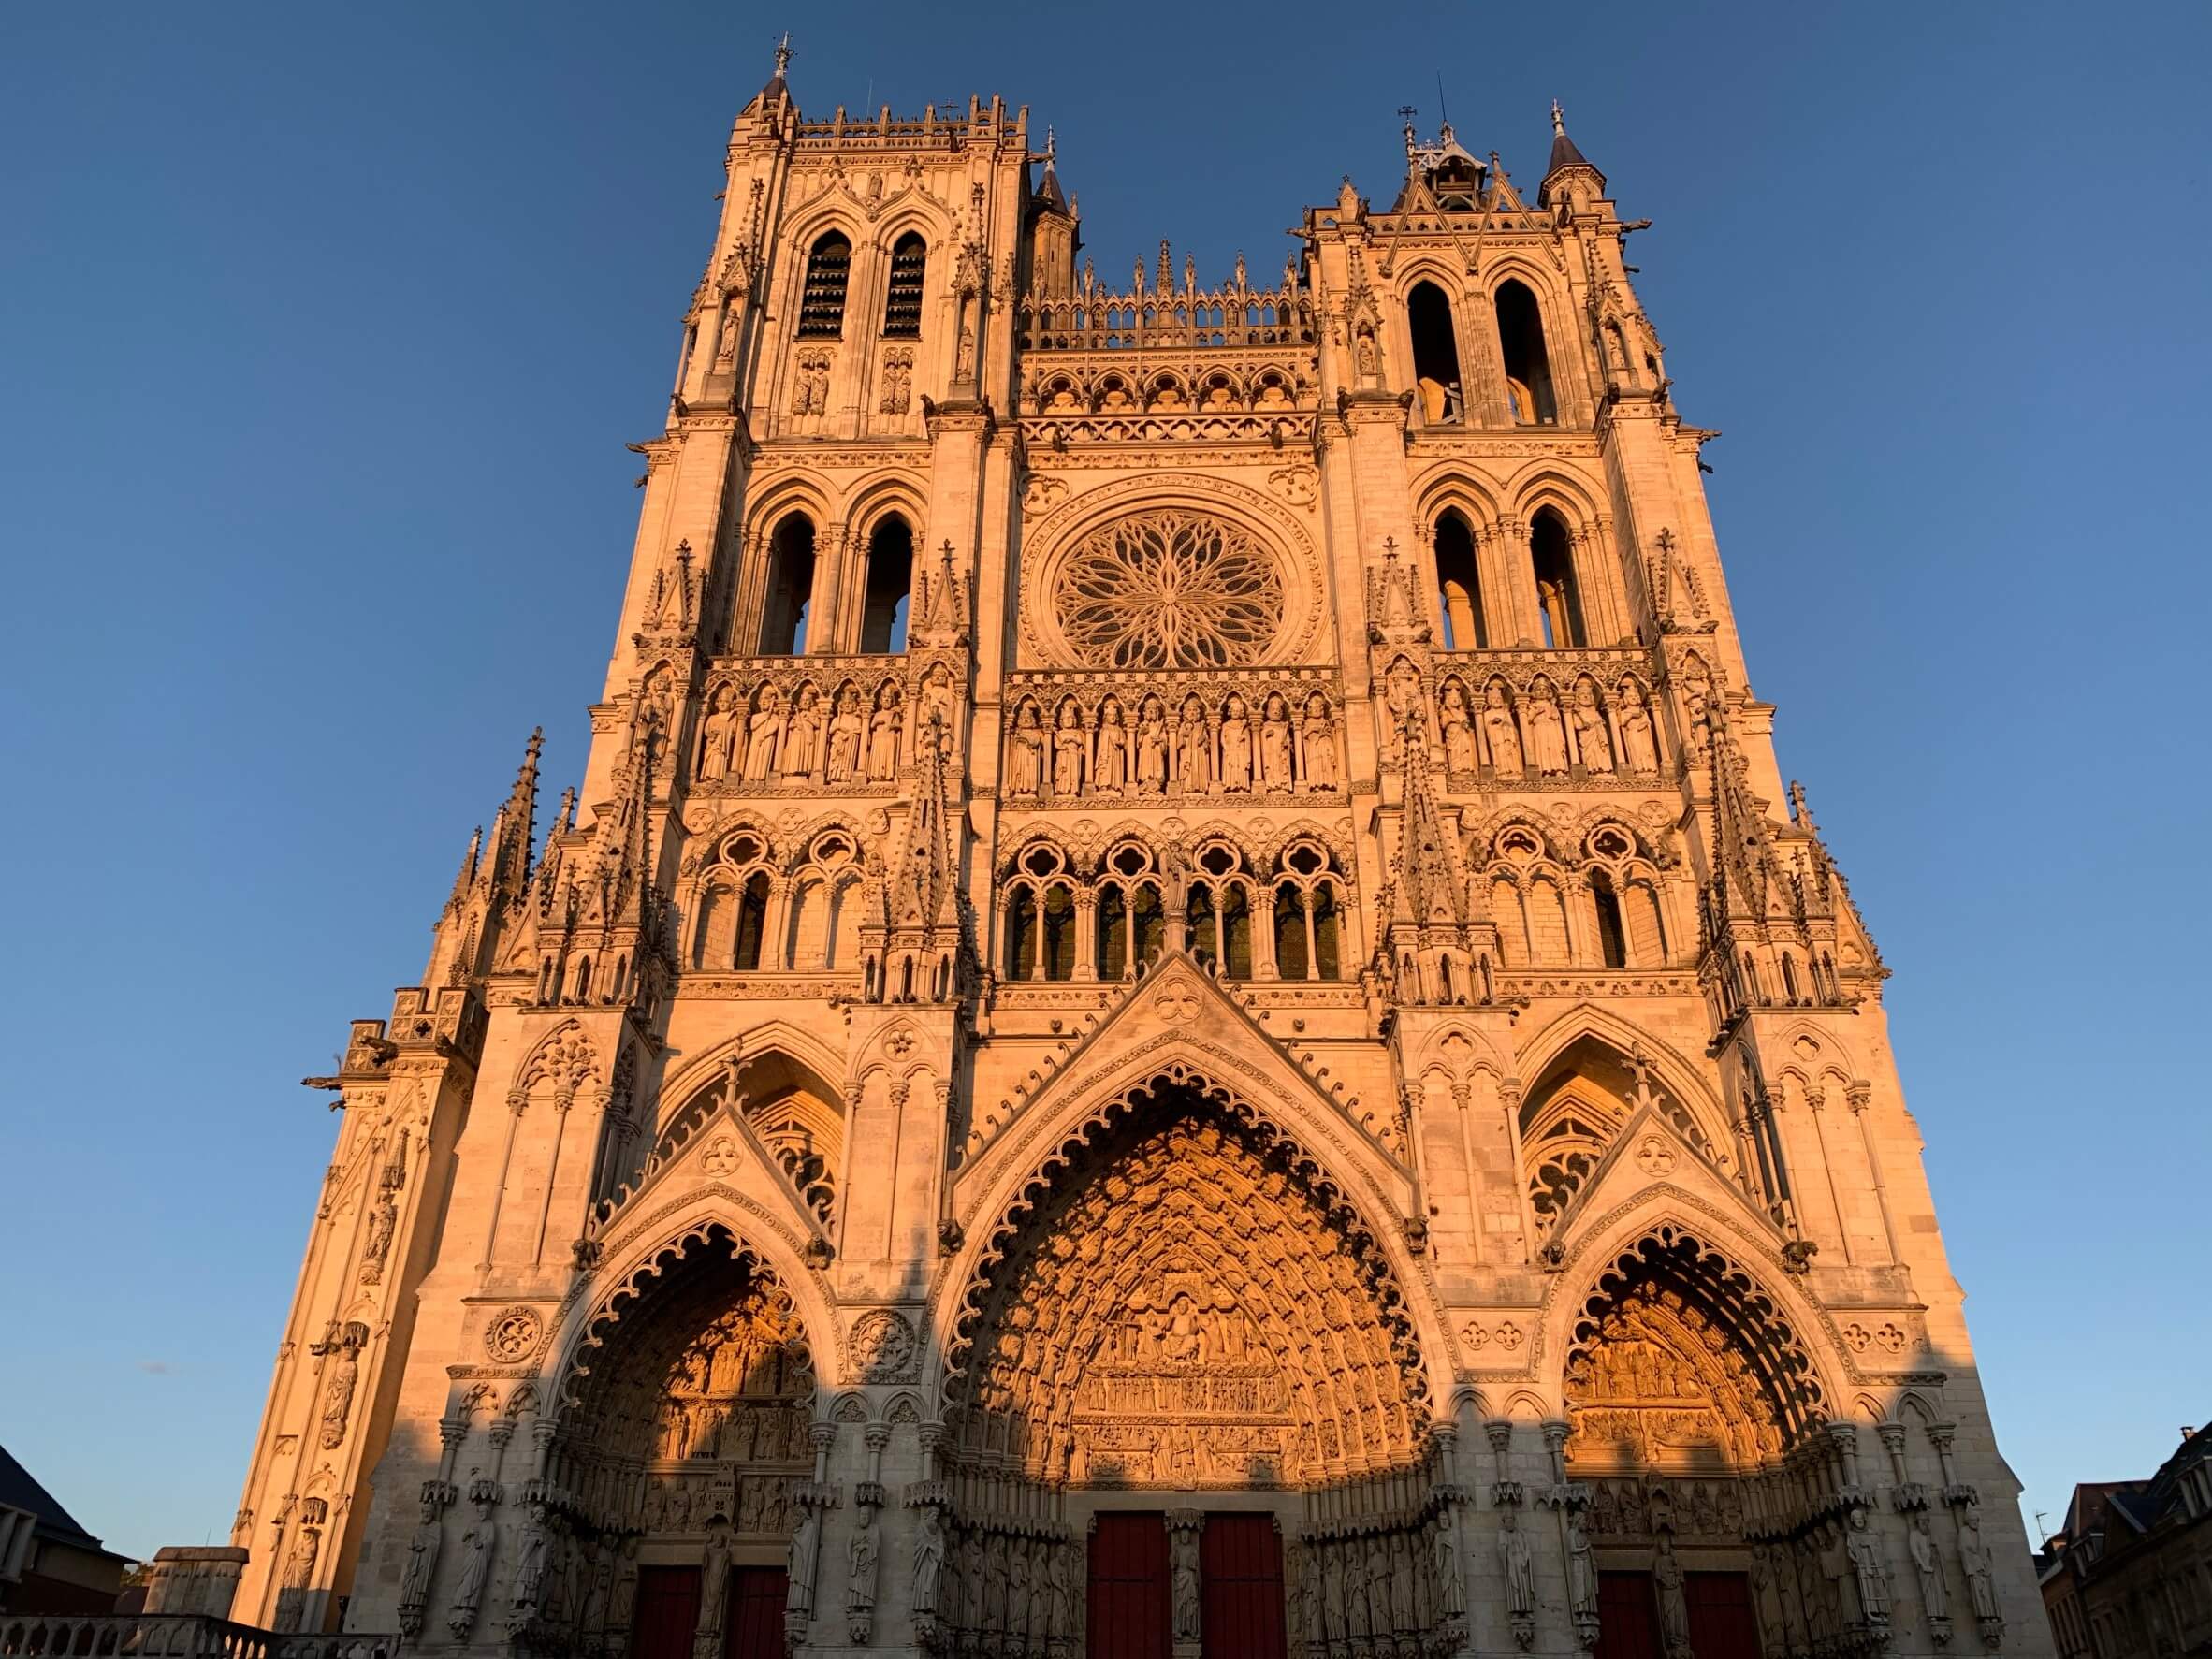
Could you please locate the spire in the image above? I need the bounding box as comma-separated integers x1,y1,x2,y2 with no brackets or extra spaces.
1390,710,1464,930
749,31,793,111
488,728,542,906
446,825,483,913
1541,99,1606,205
1034,125,1071,215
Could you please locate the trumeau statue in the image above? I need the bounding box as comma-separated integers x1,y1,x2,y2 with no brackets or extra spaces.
194,72,2048,1659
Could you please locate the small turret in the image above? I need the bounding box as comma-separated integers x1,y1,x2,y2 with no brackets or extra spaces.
1539,99,1607,211
1026,126,1079,298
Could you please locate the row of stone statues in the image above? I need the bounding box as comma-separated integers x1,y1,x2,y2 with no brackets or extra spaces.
1006,690,1341,799
1431,673,1662,779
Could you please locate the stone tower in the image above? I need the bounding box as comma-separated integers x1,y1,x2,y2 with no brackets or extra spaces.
198,58,2051,1659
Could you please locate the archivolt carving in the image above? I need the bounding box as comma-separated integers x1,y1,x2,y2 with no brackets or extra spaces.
946,1107,1426,1487
1564,1223,1826,1472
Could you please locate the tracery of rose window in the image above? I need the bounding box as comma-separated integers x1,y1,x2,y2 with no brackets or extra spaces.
1053,509,1285,669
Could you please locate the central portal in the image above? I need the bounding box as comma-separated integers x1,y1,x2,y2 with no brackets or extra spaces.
932,1071,1443,1659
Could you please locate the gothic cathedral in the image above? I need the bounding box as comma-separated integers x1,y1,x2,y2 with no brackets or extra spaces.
180,55,2053,1659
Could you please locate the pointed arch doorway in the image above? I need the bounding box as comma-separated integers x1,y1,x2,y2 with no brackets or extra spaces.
935,1069,1449,1659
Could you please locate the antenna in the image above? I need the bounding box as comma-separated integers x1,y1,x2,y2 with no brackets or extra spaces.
1435,72,1449,128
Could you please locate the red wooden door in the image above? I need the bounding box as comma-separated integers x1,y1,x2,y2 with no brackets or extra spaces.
1594,1573,1664,1659
722,1564,788,1659
631,1566,703,1659
1088,1512,1171,1659
1201,1514,1288,1659
1686,1572,1762,1659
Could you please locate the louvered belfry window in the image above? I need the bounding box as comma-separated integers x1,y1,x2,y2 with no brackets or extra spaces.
797,233,851,337
882,233,925,337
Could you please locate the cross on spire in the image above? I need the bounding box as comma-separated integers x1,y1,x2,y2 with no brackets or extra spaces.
772,31,793,76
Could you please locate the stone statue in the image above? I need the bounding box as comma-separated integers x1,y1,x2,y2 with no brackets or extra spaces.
1959,1509,2000,1623
1052,703,1086,797
743,687,782,780
698,1525,732,1636
699,688,736,781
866,687,903,780
1136,697,1170,794
1482,684,1523,778
358,1199,396,1284
1654,1535,1691,1656
1571,679,1614,772
1095,698,1128,794
1301,693,1338,791
1499,1505,1535,1618
1565,1516,1597,1623
1619,680,1660,773
508,1507,552,1636
397,1490,444,1637
1044,1541,1072,1638
1908,1513,1948,1620
319,1336,359,1449
910,1505,946,1617
1219,693,1253,792
1845,1506,1888,1626
1175,695,1213,793
448,1511,496,1638
272,1523,320,1633
1440,682,1478,773
1525,680,1570,775
1010,703,1045,795
787,1507,821,1621
781,685,823,779
921,665,956,743
826,689,864,782
1389,1531,1417,1631
1260,693,1295,792
879,351,911,415
1171,1526,1201,1642
845,1505,880,1633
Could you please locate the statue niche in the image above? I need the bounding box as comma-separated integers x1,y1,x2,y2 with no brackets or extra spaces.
946,1082,1425,1491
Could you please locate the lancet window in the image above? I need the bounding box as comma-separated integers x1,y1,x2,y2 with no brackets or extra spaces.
688,829,867,976
857,514,912,653
1434,510,1488,649
1530,510,1586,648
758,514,816,656
880,232,925,337
797,232,851,337
1494,278,1557,424
1407,282,1464,424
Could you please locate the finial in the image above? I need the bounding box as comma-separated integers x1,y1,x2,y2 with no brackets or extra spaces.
773,31,793,76
1551,98,1566,138
1044,124,1055,161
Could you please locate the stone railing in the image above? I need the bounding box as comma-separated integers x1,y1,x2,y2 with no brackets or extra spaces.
1017,250,1314,352
0,1617,393,1659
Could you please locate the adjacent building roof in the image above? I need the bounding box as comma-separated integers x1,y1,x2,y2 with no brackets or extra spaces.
0,1445,104,1552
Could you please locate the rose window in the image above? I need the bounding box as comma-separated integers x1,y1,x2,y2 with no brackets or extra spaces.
1053,509,1285,669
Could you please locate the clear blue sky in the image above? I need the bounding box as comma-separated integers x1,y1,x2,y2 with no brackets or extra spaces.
2,0,2205,1563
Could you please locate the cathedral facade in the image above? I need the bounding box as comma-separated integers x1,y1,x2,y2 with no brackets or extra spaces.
179,55,2053,1659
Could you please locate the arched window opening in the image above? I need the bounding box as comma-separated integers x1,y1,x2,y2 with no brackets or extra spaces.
1098,882,1129,981
1132,885,1165,972
1592,874,1628,969
859,515,913,653
1218,884,1252,979
1780,952,1801,1003
1407,282,1464,424
1187,884,1217,973
571,956,591,1003
1005,887,1039,980
759,515,817,655
1435,511,1487,649
798,232,851,337
1312,885,1342,980
1041,885,1076,982
1531,511,1586,648
881,233,925,337
1494,280,1557,425
734,872,770,970
1273,887,1309,981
